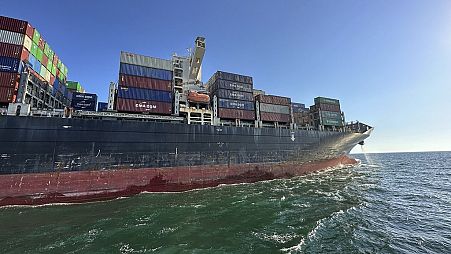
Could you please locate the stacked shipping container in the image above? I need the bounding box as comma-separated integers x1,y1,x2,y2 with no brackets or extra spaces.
0,16,70,105
208,71,255,120
313,97,343,127
117,52,173,114
256,94,291,123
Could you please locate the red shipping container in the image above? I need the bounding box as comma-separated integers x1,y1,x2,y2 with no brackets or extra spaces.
25,23,34,37
116,98,173,114
41,54,48,67
50,75,55,86
260,112,291,123
119,74,172,91
0,86,16,103
256,94,291,106
218,108,255,120
38,37,45,50
0,16,27,34
0,72,19,88
21,48,29,61
53,54,58,65
317,103,341,112
0,42,22,58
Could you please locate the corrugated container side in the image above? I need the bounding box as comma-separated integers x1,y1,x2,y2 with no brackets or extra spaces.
259,103,290,114
0,16,27,34
0,86,15,103
27,54,37,69
53,79,60,95
20,48,28,61
39,65,46,79
38,37,45,50
0,29,25,45
314,97,340,105
292,102,307,113
32,29,40,44
213,88,254,101
317,103,341,112
260,112,291,123
210,79,253,93
120,52,172,71
0,72,19,88
25,23,33,38
216,71,253,84
320,111,342,120
97,102,108,112
255,94,291,106
23,36,32,51
117,86,173,103
119,63,172,81
322,118,343,126
0,42,22,58
218,108,255,120
0,56,20,73
36,48,43,61
32,60,41,74
119,74,172,91
218,98,255,111
116,98,173,114
41,54,48,67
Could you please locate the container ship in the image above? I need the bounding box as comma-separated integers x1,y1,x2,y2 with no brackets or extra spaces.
0,16,372,206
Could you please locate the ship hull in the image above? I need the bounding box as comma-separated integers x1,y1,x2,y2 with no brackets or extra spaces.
0,116,370,206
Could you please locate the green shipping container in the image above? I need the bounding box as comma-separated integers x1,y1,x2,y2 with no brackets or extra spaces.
32,29,40,44
67,81,81,91
39,66,47,78
321,111,341,119
315,97,340,105
44,43,54,59
322,118,343,126
51,65,57,76
36,48,44,62
46,61,52,72
30,43,38,57
57,59,62,69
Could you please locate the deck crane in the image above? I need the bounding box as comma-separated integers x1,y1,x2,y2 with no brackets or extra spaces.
188,37,206,83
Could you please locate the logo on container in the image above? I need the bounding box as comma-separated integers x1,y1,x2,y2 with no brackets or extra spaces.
136,103,157,109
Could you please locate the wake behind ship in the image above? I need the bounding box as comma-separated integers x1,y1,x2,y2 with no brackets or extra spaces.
0,16,372,206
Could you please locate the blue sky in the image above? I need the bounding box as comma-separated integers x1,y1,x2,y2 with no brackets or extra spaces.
2,0,451,153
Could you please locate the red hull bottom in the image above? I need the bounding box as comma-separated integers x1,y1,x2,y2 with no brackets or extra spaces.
0,156,358,207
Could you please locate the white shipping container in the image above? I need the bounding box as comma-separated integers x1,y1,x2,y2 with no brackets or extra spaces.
259,103,290,115
120,51,172,71
0,29,25,46
23,36,32,51
44,68,51,82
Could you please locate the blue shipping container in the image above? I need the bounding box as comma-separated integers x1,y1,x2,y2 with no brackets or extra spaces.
97,102,108,112
28,55,37,70
33,61,41,74
0,56,20,73
214,88,254,101
53,79,59,96
218,98,255,110
120,63,173,81
118,86,173,103
212,79,253,93
71,92,97,111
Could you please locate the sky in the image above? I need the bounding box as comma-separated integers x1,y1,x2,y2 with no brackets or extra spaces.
2,0,451,153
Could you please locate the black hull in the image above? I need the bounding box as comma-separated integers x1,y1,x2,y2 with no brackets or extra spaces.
0,116,369,175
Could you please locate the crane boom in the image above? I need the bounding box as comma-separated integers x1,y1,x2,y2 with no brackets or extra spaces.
189,37,206,81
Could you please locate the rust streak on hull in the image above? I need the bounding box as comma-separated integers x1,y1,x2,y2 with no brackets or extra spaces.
0,155,358,207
